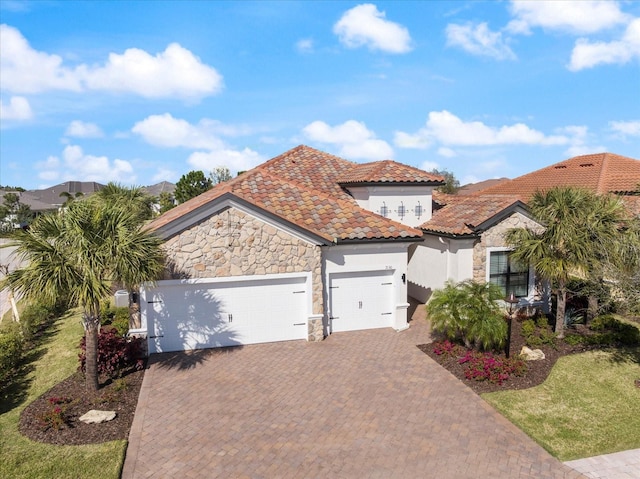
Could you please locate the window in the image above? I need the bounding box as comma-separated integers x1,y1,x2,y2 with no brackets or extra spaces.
489,251,528,297
379,202,388,217
397,202,405,219
414,202,423,218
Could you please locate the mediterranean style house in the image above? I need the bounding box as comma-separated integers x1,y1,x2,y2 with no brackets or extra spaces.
135,146,639,353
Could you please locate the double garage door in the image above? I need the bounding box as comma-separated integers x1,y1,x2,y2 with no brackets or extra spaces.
142,274,308,353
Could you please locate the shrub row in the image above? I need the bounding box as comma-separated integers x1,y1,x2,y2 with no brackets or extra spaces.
521,315,557,348
0,299,68,388
564,315,640,346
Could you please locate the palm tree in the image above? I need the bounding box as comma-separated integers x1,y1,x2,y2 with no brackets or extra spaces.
1,198,164,391
95,182,155,222
505,187,627,338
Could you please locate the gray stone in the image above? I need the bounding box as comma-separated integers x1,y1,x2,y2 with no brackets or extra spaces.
520,346,545,361
79,410,116,424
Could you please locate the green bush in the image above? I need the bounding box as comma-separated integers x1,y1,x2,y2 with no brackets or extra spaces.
100,305,129,336
0,322,24,385
427,280,507,351
521,315,557,348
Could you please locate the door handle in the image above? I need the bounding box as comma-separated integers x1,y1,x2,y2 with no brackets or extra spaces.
359,301,362,309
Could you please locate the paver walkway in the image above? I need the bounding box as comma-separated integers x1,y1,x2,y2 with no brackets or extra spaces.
122,319,584,478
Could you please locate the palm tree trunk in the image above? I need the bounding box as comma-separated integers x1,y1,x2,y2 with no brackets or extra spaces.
83,313,100,392
555,288,567,339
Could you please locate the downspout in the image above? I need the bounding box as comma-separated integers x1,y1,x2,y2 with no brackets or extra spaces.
438,236,452,281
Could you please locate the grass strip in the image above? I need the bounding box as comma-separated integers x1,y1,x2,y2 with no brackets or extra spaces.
0,311,127,479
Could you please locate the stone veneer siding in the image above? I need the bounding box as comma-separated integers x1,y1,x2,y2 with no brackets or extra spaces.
473,212,543,283
162,207,324,341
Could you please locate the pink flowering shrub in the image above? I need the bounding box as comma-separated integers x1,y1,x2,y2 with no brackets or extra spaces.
458,351,527,384
38,396,73,431
78,327,144,379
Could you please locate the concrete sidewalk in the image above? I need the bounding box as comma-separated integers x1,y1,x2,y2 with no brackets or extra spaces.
564,449,640,479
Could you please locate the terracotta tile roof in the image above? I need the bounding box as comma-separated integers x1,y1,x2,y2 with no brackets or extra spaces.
147,145,423,242
477,152,640,198
337,160,444,185
420,194,525,236
621,196,640,217
458,177,508,195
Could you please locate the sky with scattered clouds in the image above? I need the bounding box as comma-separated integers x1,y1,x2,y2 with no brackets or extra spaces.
1,0,639,190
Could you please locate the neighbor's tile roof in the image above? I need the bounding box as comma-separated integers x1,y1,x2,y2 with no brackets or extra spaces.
148,145,423,242
337,160,444,185
420,194,525,236
477,153,640,198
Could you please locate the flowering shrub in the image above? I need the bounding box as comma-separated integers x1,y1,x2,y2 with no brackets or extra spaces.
78,327,144,378
458,351,527,385
432,340,465,358
38,396,73,431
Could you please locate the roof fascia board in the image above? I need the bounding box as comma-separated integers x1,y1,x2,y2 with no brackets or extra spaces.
472,202,534,233
421,230,479,240
154,192,329,245
339,181,444,187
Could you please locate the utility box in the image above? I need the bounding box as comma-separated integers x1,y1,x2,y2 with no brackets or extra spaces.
114,290,129,308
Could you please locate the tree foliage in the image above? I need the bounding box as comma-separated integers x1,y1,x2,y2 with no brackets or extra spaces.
430,169,460,194
209,166,232,185
174,170,212,204
426,280,507,351
157,191,176,214
0,192,34,232
94,182,155,222
506,187,632,337
1,197,165,391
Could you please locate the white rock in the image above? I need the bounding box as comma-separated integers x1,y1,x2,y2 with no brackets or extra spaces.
79,410,116,424
520,346,546,361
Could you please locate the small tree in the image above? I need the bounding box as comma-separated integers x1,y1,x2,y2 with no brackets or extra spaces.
209,166,232,185
430,169,460,194
158,191,176,214
506,187,628,338
174,170,212,204
0,192,33,231
426,280,507,350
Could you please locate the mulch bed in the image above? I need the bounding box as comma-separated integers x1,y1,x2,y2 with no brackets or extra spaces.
19,366,145,445
418,318,593,395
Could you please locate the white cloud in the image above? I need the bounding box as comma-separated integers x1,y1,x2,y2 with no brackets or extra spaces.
36,145,135,183
568,18,640,71
393,130,431,149
420,160,440,172
506,0,629,35
187,148,264,174
609,119,640,137
0,24,222,100
151,168,179,184
132,113,226,150
437,147,456,158
302,120,393,160
79,43,223,100
395,110,568,148
0,95,32,120
296,38,314,54
446,22,516,60
556,125,606,157
333,4,412,54
65,120,104,138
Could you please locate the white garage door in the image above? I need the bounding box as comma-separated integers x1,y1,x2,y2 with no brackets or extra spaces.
329,270,394,333
142,275,308,353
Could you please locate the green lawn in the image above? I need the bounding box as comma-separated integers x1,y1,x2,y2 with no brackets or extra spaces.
483,347,640,461
0,311,127,479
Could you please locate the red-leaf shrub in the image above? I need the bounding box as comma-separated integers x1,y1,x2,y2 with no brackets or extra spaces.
78,327,144,378
458,350,527,385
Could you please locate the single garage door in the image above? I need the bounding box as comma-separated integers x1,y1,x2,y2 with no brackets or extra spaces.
329,270,394,333
142,274,309,353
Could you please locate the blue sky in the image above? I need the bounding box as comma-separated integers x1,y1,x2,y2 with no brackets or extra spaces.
1,0,639,190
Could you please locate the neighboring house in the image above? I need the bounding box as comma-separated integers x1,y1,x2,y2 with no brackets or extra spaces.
25,181,105,210
138,145,443,353
457,178,508,195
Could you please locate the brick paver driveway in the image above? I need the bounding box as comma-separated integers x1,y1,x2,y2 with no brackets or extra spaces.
122,320,584,478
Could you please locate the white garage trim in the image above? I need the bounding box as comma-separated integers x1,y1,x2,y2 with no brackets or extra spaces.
139,272,311,353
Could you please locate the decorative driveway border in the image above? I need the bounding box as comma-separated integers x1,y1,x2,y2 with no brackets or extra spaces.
122,320,585,478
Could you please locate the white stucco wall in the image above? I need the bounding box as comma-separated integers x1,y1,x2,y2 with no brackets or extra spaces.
323,242,410,330
347,185,434,227
407,235,475,303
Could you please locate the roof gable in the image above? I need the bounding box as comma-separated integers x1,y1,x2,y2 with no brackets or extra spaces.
148,145,424,242
420,194,529,236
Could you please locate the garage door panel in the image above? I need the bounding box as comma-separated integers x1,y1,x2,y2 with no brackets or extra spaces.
145,275,308,353
330,270,394,333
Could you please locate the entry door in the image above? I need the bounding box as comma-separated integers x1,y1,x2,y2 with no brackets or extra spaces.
329,270,394,333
